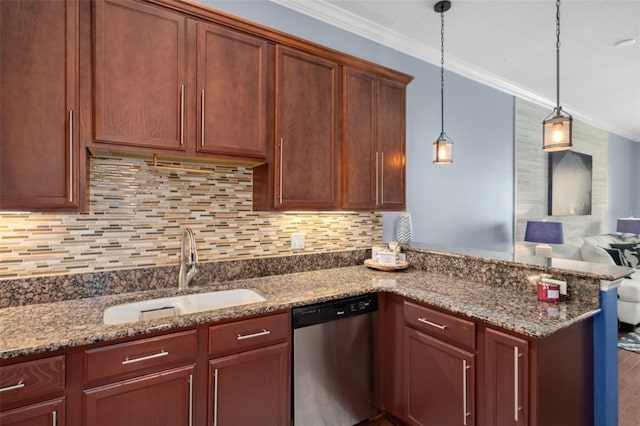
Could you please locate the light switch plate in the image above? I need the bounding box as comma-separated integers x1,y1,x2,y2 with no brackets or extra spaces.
291,233,305,249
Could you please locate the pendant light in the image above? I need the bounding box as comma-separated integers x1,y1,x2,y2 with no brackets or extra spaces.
542,0,572,152
433,0,453,165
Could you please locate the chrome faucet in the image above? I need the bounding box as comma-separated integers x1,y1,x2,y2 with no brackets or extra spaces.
178,228,198,290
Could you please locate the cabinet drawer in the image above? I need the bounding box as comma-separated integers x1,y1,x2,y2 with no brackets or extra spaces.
84,329,197,384
403,301,475,350
0,355,65,407
209,312,289,357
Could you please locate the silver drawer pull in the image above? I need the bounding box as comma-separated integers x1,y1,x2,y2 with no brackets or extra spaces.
514,346,521,421
0,380,25,393
213,368,219,426
237,329,271,340
122,349,168,365
201,89,205,147
462,360,470,426
417,317,447,330
68,110,73,203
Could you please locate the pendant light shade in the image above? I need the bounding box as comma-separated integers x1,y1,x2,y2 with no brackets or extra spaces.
543,0,572,152
433,132,453,164
543,107,572,151
433,0,453,165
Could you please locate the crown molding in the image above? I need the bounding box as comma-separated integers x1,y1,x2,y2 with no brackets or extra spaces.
271,0,637,141
270,0,548,101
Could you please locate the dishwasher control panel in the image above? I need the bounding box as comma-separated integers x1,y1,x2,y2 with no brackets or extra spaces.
292,293,378,329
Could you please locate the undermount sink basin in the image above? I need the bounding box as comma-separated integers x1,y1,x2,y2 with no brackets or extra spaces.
103,289,266,325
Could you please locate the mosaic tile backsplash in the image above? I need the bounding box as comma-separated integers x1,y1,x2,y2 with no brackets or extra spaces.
0,153,382,280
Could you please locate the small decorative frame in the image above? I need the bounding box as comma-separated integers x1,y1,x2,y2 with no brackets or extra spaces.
548,151,592,216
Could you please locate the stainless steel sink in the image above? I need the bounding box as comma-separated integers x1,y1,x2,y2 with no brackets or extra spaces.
103,289,266,325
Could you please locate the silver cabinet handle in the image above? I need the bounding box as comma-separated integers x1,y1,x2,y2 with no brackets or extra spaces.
375,152,379,206
514,346,520,421
0,380,25,393
188,374,193,426
279,137,284,204
52,410,57,426
462,360,470,426
236,329,271,341
213,368,219,426
68,110,73,202
201,89,205,147
417,317,447,330
121,349,168,365
380,151,384,205
180,85,185,145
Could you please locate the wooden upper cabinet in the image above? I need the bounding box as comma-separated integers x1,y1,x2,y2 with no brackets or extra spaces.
93,0,187,151
273,46,339,210
0,0,79,211
196,22,268,159
377,77,406,210
342,68,377,210
342,69,407,210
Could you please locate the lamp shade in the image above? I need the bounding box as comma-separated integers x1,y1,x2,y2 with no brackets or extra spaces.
524,221,564,244
543,109,572,152
617,218,640,234
433,133,453,164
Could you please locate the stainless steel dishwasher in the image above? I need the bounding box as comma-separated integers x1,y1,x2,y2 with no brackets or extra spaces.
292,293,379,426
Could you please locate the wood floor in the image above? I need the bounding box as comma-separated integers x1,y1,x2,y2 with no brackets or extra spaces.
362,330,640,426
619,328,640,426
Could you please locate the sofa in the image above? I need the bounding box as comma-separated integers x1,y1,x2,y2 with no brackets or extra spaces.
551,233,640,328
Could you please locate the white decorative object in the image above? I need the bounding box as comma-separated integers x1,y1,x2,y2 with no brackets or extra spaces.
371,244,386,262
396,213,413,244
377,251,397,266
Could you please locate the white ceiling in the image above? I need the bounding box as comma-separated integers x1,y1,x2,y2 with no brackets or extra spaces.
273,0,640,142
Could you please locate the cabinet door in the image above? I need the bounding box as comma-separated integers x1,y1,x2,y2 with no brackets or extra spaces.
196,22,268,159
209,343,289,426
342,67,377,210
93,0,186,150
0,398,64,426
484,328,529,426
84,365,194,426
377,78,406,210
275,46,339,210
404,327,474,426
0,0,78,210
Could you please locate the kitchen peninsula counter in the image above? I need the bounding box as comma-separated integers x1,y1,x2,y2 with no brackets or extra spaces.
0,265,601,359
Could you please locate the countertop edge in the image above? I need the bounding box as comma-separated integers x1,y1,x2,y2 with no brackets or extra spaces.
0,267,601,359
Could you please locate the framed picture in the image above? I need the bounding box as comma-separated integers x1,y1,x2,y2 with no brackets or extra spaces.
548,151,592,216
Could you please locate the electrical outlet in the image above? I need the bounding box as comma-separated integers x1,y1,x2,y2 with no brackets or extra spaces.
291,233,305,250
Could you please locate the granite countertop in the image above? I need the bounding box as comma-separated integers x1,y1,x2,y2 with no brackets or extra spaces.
0,265,600,359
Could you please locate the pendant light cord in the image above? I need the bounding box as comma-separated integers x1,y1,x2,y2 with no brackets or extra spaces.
440,7,445,135
555,0,561,110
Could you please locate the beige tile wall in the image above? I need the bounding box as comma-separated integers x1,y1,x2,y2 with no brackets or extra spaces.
515,98,608,245
0,153,382,279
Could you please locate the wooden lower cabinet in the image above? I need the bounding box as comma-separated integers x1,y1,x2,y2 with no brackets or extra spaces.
83,365,194,426
208,343,289,426
380,294,593,426
482,328,529,426
404,327,474,426
479,322,593,426
0,398,65,426
0,354,66,425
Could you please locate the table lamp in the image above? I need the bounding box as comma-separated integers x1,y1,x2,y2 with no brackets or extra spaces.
524,221,564,257
617,218,640,235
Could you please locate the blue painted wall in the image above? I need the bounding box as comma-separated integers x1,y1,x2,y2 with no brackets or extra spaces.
202,0,516,252
607,133,640,231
